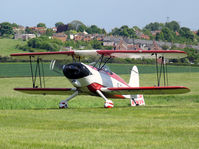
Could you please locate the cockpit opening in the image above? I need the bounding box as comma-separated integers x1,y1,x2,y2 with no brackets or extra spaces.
89,55,113,74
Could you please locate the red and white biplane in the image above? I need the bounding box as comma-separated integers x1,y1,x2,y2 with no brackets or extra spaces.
11,50,190,108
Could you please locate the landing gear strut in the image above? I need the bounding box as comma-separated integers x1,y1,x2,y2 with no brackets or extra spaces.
96,90,114,108
131,97,139,106
59,91,78,109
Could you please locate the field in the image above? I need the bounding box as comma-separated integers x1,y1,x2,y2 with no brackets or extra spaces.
0,63,199,149
0,39,26,57
1,63,199,77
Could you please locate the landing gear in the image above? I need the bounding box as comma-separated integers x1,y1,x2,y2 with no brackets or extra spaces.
130,95,145,106
59,91,78,109
59,102,68,109
131,97,139,106
104,100,114,108
96,90,114,108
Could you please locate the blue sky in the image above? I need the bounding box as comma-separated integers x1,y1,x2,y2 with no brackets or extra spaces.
1,0,199,31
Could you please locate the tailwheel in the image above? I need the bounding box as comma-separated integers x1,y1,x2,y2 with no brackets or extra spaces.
104,100,114,108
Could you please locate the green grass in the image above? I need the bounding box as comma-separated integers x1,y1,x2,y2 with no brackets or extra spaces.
1,62,199,77
0,63,60,77
0,38,26,57
0,106,198,149
108,63,199,74
0,73,199,148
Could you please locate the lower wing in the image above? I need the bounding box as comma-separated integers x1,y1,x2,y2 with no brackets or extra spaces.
101,86,190,95
14,88,76,95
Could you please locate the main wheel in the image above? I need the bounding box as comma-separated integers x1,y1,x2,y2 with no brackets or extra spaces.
104,100,114,108
59,101,68,109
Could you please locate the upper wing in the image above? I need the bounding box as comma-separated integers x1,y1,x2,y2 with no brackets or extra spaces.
10,51,75,60
101,86,190,95
10,49,187,60
14,88,76,95
97,50,187,59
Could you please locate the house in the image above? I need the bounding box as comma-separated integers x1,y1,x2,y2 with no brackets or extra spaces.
52,33,67,42
151,30,161,36
103,36,123,47
14,34,36,40
30,27,47,34
13,26,25,34
83,35,92,41
103,41,114,47
114,40,128,50
93,34,105,41
52,27,57,32
140,34,150,40
74,33,83,41
176,32,180,36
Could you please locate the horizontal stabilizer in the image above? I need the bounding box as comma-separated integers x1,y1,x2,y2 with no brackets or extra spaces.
101,86,190,95
14,88,76,95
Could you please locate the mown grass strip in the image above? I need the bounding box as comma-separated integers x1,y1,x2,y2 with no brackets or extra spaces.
1,63,199,77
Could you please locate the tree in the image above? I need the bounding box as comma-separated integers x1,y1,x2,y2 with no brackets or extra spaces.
155,31,165,41
161,45,169,50
86,25,103,34
55,22,64,28
25,27,35,34
110,25,136,38
161,27,174,42
155,32,161,41
196,30,199,36
91,25,101,33
56,24,68,33
68,20,86,31
179,27,194,41
0,22,14,36
183,48,199,64
91,40,102,49
144,22,164,31
165,21,180,32
77,24,87,32
46,28,54,36
37,23,46,28
111,27,120,35
11,23,19,28
142,28,152,36
133,26,141,31
127,28,136,38
101,28,106,34
27,36,62,51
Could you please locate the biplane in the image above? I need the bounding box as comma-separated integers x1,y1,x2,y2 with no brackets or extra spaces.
11,50,190,108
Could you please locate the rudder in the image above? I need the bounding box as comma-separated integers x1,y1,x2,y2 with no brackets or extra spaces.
129,66,145,106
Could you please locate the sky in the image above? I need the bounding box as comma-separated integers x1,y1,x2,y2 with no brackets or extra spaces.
1,0,199,31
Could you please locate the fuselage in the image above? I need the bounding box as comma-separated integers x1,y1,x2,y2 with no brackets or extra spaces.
63,62,130,98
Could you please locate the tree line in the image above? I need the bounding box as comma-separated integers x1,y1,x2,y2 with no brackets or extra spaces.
16,36,111,52
1,20,199,64
1,20,199,44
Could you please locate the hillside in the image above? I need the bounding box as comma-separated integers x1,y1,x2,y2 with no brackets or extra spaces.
0,39,25,57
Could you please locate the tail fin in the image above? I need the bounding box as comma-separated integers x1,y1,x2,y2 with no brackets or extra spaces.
129,66,145,106
129,66,139,87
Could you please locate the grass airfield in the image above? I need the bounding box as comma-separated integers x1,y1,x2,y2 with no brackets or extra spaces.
0,73,199,148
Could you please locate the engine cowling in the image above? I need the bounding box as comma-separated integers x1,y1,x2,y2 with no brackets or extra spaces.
63,63,91,79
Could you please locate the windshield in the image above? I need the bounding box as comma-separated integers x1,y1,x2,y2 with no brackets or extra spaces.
101,65,111,72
